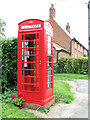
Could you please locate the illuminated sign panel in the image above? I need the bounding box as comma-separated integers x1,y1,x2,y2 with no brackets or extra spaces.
21,24,41,29
44,22,53,36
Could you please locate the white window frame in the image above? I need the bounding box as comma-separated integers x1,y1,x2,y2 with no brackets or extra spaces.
78,44,80,51
81,46,83,53
72,53,74,57
78,55,80,57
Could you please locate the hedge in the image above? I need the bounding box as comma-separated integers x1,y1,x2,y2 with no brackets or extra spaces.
58,56,88,74
2,37,17,92
1,37,88,92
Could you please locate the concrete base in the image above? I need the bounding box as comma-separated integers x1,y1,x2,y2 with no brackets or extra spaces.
23,98,55,110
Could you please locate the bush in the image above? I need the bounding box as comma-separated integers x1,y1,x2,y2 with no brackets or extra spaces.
2,37,17,92
2,91,17,103
58,56,88,74
53,63,60,73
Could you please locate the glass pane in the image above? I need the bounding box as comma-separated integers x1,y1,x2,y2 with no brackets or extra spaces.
22,42,24,48
48,77,51,82
47,63,51,69
22,62,23,69
48,36,51,43
22,55,24,60
24,85,36,91
37,48,39,55
25,77,36,84
48,42,51,49
22,49,24,56
24,56,29,62
47,70,51,76
23,56,36,62
37,70,38,76
37,34,39,40
34,78,36,84
37,78,39,84
37,63,39,69
25,34,36,40
24,41,36,47
37,41,39,47
25,49,29,55
22,42,24,59
48,49,51,55
22,35,23,41
47,56,51,62
25,42,27,47
37,77,39,91
24,63,36,69
22,70,23,76
24,49,36,55
25,41,28,47
48,83,51,89
24,70,36,76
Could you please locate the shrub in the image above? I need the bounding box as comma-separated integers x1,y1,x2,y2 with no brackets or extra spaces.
54,63,60,73
58,56,88,74
2,91,17,103
2,37,17,92
64,60,74,73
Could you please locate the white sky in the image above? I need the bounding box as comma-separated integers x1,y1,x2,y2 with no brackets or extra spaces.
0,0,89,49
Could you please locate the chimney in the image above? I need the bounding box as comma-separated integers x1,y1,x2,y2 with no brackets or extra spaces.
66,22,70,33
49,4,56,19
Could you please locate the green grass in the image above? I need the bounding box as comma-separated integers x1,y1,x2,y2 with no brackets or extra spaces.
54,80,74,103
0,101,2,120
1,101,39,118
53,73,88,103
54,73,88,81
2,73,86,117
1,79,74,118
1,91,41,118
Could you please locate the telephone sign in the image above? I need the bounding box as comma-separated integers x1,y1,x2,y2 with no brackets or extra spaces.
21,24,41,29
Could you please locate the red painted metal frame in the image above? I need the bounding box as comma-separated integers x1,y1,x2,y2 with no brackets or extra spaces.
17,19,54,105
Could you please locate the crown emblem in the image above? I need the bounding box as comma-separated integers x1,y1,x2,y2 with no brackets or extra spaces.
29,20,33,24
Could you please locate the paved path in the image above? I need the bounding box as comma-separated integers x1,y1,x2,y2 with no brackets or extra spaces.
24,79,88,118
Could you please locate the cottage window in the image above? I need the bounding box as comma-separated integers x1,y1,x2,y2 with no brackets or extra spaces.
72,53,74,57
81,47,83,53
78,44,80,51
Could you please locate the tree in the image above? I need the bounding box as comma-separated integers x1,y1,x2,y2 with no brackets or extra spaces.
0,18,6,39
0,18,6,89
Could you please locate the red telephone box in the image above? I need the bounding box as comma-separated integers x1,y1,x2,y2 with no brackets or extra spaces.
17,19,54,106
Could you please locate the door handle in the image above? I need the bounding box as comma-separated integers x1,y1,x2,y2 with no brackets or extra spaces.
39,61,41,64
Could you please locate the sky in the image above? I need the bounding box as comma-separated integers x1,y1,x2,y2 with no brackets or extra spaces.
0,0,89,49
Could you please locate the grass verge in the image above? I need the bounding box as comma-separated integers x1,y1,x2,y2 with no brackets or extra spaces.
2,73,82,117
1,79,74,118
1,91,41,118
54,73,88,81
1,101,40,118
54,80,74,103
